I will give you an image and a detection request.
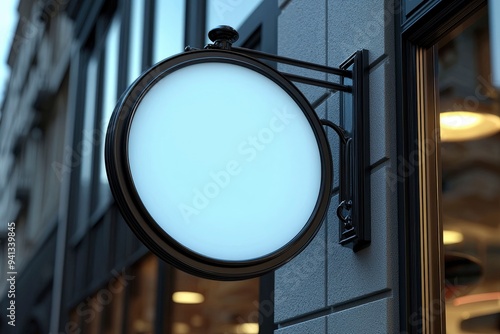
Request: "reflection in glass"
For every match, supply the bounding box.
[440,111,500,141]
[128,0,144,84]
[98,16,121,206]
[170,269,260,334]
[82,292,103,333]
[153,0,185,64]
[126,255,158,334]
[81,56,98,188]
[76,54,98,232]
[101,276,125,334]
[206,0,263,40]
[437,9,500,334]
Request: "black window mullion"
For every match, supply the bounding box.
[117,0,130,96]
[68,48,90,238]
[185,0,207,49]
[142,0,155,69]
[90,48,105,214]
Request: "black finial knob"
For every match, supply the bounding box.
[208,25,239,49]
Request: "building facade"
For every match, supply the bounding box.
[0,0,499,333]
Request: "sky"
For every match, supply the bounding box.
[0,0,19,106]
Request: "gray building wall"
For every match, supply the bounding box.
[274,0,399,332]
[0,0,72,292]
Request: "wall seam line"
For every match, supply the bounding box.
[276,288,393,329]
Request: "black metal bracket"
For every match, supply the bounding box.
[192,26,371,252]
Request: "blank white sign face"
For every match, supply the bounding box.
[128,62,322,261]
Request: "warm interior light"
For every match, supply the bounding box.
[454,292,500,306]
[443,230,464,245]
[235,323,259,334]
[172,291,205,304]
[172,322,190,334]
[440,111,500,141]
[190,314,204,327]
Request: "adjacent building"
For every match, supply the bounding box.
[0,0,498,333]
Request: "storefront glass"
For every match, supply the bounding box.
[436,8,500,333]
[170,269,260,334]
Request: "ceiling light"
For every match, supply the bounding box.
[235,323,259,334]
[440,111,500,141]
[454,292,500,306]
[443,230,463,245]
[172,291,204,304]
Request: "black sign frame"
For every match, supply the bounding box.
[105,26,370,280]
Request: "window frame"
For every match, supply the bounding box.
[397,0,487,332]
[70,1,126,243]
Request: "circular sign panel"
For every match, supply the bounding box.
[105,49,332,279]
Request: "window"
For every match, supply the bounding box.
[153,0,185,64]
[126,255,158,334]
[76,53,98,234]
[399,1,500,332]
[101,278,125,334]
[169,269,260,334]
[436,11,500,333]
[96,15,121,210]
[128,0,144,84]
[83,294,104,333]
[69,3,130,250]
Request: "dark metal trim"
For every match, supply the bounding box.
[281,72,352,92]
[337,50,371,251]
[231,46,352,78]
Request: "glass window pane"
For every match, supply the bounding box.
[128,0,144,84]
[126,255,158,334]
[98,16,121,204]
[76,54,98,232]
[83,292,103,333]
[153,0,185,64]
[436,9,500,333]
[206,0,263,36]
[170,269,260,334]
[81,56,98,188]
[101,274,125,334]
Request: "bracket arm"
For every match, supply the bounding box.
[231,46,352,78]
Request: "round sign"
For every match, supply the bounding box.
[105,49,332,279]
